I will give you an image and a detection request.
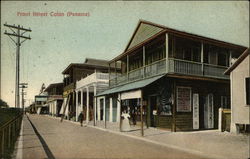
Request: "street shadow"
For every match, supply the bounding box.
[26,115,56,159]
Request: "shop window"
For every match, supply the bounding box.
[246,77,250,105]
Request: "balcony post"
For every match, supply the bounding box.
[76,90,78,121]
[143,46,145,78]
[165,33,169,72]
[108,63,111,87]
[229,50,232,66]
[86,86,89,124]
[115,61,117,85]
[201,42,204,75]
[127,55,129,80]
[93,84,97,126]
[80,89,83,115]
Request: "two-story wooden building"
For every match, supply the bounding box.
[97,20,246,132]
[61,58,115,121]
[44,82,63,117]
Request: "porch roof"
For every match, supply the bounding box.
[96,74,165,96]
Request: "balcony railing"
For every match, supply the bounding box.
[110,59,166,87]
[145,59,166,78]
[76,72,109,89]
[110,58,229,87]
[168,58,229,79]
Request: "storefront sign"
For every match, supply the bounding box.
[121,89,141,100]
[177,87,191,112]
[193,93,199,129]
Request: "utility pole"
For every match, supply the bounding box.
[4,23,31,108]
[19,83,28,113]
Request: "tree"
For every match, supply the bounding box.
[0,99,9,108]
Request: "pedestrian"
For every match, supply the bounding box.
[78,111,84,126]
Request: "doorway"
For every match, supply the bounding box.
[149,96,157,127]
[204,93,214,129]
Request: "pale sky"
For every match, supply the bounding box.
[1,1,249,107]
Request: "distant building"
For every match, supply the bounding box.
[44,82,63,117]
[224,48,250,134]
[35,92,48,114]
[97,20,247,132]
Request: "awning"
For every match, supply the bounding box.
[97,75,164,96]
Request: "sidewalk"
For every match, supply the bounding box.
[53,116,249,159]
[13,115,47,159]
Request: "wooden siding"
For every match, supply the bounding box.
[175,113,193,131]
[156,116,172,129]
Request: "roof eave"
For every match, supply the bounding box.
[224,48,250,75]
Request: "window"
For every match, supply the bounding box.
[174,37,201,62]
[218,52,227,66]
[204,44,229,66]
[177,87,192,112]
[246,77,250,105]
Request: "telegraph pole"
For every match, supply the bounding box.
[4,23,31,108]
[20,83,28,113]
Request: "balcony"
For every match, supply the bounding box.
[110,59,166,87]
[110,58,229,87]
[168,58,229,79]
[76,72,109,89]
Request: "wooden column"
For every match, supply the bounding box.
[165,33,169,72]
[72,91,75,120]
[201,42,204,75]
[104,97,107,128]
[127,55,129,80]
[115,61,117,85]
[80,89,83,113]
[86,87,89,124]
[229,50,232,66]
[172,80,176,132]
[94,84,97,126]
[76,90,78,121]
[109,98,113,122]
[119,93,122,132]
[143,46,146,79]
[140,90,144,136]
[108,63,111,86]
[117,93,121,122]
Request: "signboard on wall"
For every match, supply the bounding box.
[177,87,191,112]
[193,93,199,129]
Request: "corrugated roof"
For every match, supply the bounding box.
[97,75,165,96]
[110,19,247,63]
[84,58,109,67]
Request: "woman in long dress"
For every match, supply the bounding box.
[121,110,131,132]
